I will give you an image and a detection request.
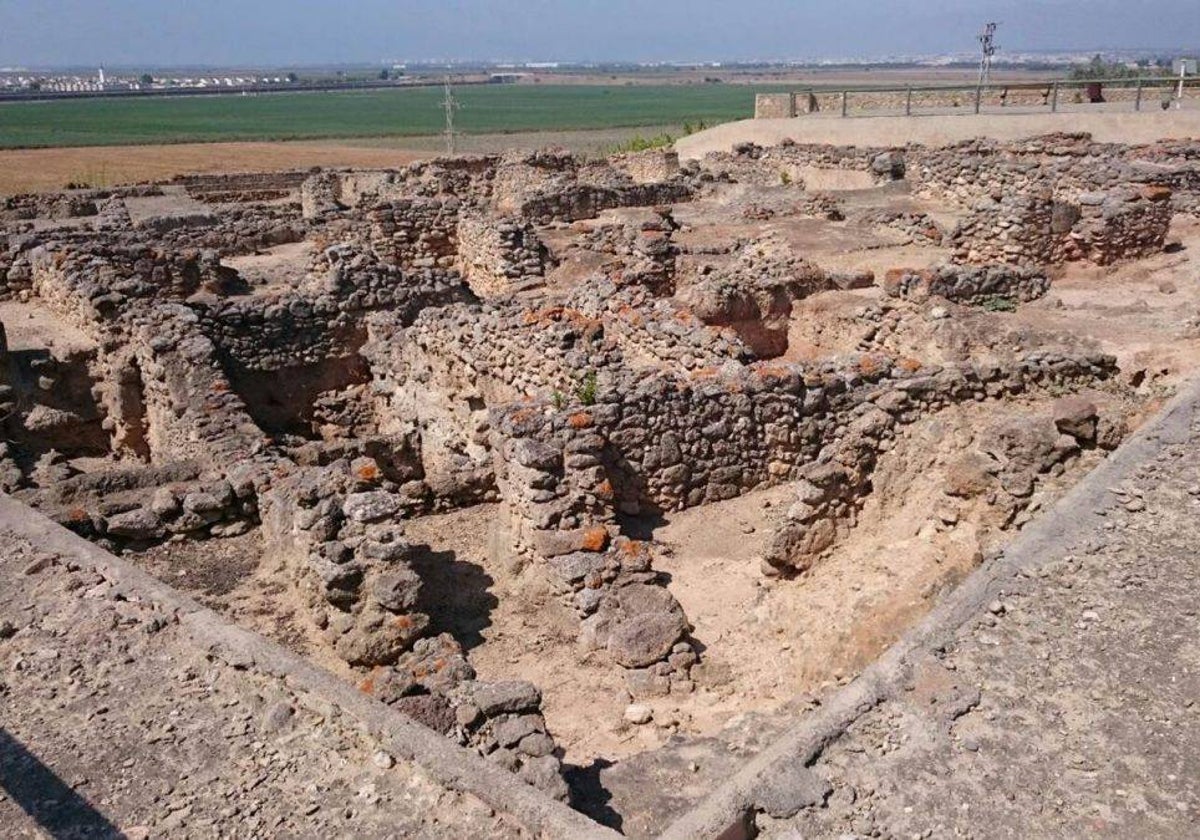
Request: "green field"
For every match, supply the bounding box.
[0,84,789,148]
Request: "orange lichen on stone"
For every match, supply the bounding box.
[898,356,922,373]
[1140,184,1172,202]
[858,354,885,375]
[392,614,416,630]
[753,363,795,382]
[355,462,381,483]
[581,525,610,552]
[596,479,614,500]
[619,539,644,556]
[567,412,593,429]
[358,668,386,695]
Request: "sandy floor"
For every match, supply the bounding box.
[0,300,96,354]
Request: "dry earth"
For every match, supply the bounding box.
[0,126,683,196]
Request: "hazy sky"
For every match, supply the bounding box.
[0,0,1196,67]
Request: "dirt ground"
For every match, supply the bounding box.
[0,300,96,354]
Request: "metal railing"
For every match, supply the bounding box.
[777,76,1199,118]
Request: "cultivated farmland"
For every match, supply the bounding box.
[0,83,781,148]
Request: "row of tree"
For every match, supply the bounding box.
[1069,55,1177,81]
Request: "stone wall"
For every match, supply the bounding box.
[762,357,1117,574]
[610,150,682,185]
[171,171,309,203]
[489,349,1116,580]
[127,306,266,468]
[492,148,695,224]
[456,212,552,298]
[882,264,1051,304]
[192,260,471,372]
[517,181,695,225]
[490,414,700,697]
[858,208,944,244]
[259,455,569,799]
[362,302,618,504]
[157,204,307,257]
[575,208,679,296]
[700,141,903,187]
[946,186,1173,266]
[368,198,461,269]
[906,134,1200,221]
[755,93,797,119]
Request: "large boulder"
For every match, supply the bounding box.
[370,567,422,613]
[104,507,164,540]
[469,680,543,716]
[607,611,687,668]
[343,491,401,523]
[1053,395,1099,443]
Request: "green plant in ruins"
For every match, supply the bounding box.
[575,371,599,406]
[979,295,1017,313]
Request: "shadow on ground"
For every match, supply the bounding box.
[564,758,623,832]
[409,544,499,651]
[0,727,126,839]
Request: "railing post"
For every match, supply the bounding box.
[1135,78,1143,111]
[905,86,912,116]
[974,84,982,114]
[841,90,848,117]
[1051,81,1059,112]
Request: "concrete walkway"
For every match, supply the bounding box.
[676,109,1200,159]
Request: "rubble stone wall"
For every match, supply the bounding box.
[610,150,683,184]
[368,198,461,269]
[193,264,471,371]
[170,171,309,203]
[493,351,1116,544]
[882,264,1051,303]
[456,212,552,298]
[946,187,1173,266]
[518,181,695,224]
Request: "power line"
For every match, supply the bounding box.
[442,76,460,154]
[978,22,999,88]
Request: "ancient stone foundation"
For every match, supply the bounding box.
[0,129,1186,823]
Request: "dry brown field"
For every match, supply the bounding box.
[0,126,687,195]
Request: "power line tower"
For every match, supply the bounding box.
[442,77,461,154]
[977,22,999,88]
